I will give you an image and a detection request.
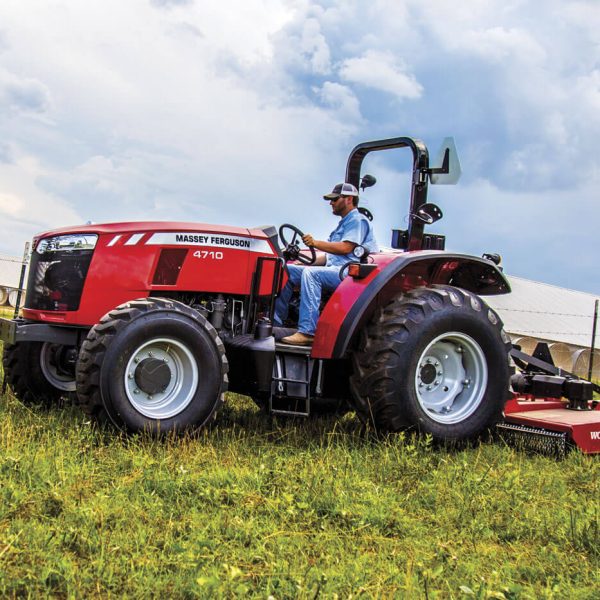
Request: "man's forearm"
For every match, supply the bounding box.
[308,238,355,255]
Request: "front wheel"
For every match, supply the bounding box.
[350,286,511,441]
[76,298,228,434]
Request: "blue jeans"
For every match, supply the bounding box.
[274,264,342,335]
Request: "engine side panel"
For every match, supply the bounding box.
[23,223,278,326]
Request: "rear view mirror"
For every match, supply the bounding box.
[429,137,462,185]
[360,174,377,190]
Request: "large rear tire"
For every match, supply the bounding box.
[75,298,228,434]
[3,341,76,405]
[350,286,511,441]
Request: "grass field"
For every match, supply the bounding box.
[0,338,598,599]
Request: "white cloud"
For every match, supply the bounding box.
[315,82,361,122]
[339,50,423,100]
[300,18,331,74]
[0,192,24,217]
[0,67,51,113]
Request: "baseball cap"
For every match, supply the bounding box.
[323,182,359,200]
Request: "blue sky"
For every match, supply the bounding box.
[0,0,599,294]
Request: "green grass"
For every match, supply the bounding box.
[0,306,15,319]
[0,343,598,599]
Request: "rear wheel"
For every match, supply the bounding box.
[3,341,76,405]
[350,285,511,441]
[76,298,228,434]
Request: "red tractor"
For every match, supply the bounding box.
[1,136,598,452]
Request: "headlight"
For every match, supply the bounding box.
[36,234,98,254]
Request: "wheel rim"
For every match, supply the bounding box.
[414,332,487,424]
[124,337,198,419]
[40,343,76,392]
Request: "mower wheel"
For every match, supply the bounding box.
[76,298,228,434]
[350,285,511,442]
[3,341,76,406]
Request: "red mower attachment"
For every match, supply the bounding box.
[496,345,600,456]
[501,396,600,456]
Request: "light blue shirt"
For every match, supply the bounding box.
[326,208,379,268]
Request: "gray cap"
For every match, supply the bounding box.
[323,182,359,200]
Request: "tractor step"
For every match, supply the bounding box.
[269,395,310,417]
[274,342,312,355]
[496,422,568,458]
[270,346,313,417]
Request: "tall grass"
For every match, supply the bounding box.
[0,340,598,598]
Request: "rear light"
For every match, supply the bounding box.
[348,263,377,279]
[36,234,98,253]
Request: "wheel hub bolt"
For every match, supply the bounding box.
[434,380,439,386]
[148,352,153,358]
[456,346,463,354]
[134,357,140,363]
[434,361,440,367]
[133,389,139,394]
[128,373,133,379]
[427,385,432,391]
[437,370,442,376]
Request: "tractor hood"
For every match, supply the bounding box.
[32,221,273,247]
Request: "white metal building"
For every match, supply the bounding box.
[486,276,600,378]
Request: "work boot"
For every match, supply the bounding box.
[281,332,314,346]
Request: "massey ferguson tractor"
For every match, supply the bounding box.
[1,136,598,454]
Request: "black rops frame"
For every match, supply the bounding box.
[345,136,448,252]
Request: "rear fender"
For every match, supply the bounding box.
[311,251,510,359]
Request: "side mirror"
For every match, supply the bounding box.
[413,203,443,224]
[429,137,461,185]
[360,174,376,190]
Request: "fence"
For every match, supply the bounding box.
[0,253,26,307]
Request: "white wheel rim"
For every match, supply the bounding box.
[40,342,76,392]
[124,337,198,419]
[414,332,488,424]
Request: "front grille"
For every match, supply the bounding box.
[26,248,95,311]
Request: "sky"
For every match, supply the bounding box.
[0,0,599,295]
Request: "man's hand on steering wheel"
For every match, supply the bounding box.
[279,223,317,266]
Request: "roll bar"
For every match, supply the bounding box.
[345,136,449,251]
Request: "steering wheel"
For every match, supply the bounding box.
[278,224,317,266]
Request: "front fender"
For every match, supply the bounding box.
[311,251,510,359]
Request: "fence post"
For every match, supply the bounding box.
[12,242,30,319]
[589,299,599,381]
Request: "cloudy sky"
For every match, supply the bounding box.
[0,0,599,294]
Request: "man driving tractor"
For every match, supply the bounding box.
[275,182,378,346]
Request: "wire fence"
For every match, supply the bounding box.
[491,299,600,379]
[0,254,26,307]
